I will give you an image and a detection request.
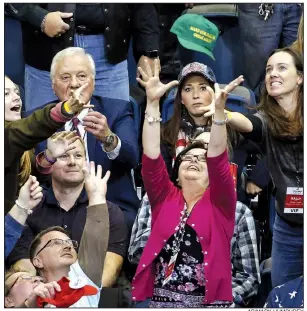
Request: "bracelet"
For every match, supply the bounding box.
[40,15,47,33]
[61,102,74,119]
[15,200,33,216]
[145,111,162,125]
[63,101,73,114]
[44,150,56,164]
[225,110,232,121]
[212,113,228,126]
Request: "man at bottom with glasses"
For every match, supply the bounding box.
[6,134,128,289]
[5,160,111,307]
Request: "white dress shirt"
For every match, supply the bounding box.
[64,108,121,163]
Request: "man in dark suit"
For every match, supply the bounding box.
[26,47,140,231]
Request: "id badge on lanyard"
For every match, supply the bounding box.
[284,145,303,214]
[284,186,303,214]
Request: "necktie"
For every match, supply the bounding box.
[71,117,81,137]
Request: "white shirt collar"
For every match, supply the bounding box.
[66,107,89,127]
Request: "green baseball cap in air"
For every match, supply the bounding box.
[171,14,219,60]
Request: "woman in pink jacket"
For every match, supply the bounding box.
[132,60,243,307]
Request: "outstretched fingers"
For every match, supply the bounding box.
[137,66,148,81]
[82,162,90,179]
[89,160,95,177]
[96,164,103,179]
[136,77,147,88]
[165,80,179,92]
[144,59,153,78]
[154,58,160,77]
[224,75,244,93]
[206,85,215,101]
[102,170,111,183]
[74,82,89,98]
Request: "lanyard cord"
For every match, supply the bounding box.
[291,145,301,187]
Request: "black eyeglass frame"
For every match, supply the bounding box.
[35,238,78,257]
[180,153,208,162]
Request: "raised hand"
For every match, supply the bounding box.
[136,56,161,79]
[17,175,43,210]
[208,75,244,113]
[136,59,179,104]
[46,131,79,160]
[82,161,111,205]
[65,83,94,114]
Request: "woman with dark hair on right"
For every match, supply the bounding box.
[223,47,303,287]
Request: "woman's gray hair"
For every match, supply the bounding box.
[50,47,96,81]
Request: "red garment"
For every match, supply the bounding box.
[36,277,98,308]
[133,150,236,303]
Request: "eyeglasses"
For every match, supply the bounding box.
[9,275,43,292]
[181,153,207,162]
[35,238,78,257]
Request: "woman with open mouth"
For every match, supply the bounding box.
[4,75,89,217]
[223,47,303,288]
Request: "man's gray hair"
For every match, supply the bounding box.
[50,47,96,81]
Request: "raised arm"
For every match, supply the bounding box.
[206,77,244,157]
[78,162,110,287]
[205,77,244,218]
[5,83,91,168]
[226,111,254,133]
[137,58,178,159]
[197,81,260,139]
[5,175,43,258]
[137,60,178,209]
[36,131,80,174]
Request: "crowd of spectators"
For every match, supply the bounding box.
[4,3,303,308]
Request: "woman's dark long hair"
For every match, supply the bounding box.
[257,47,303,137]
[161,76,240,159]
[161,76,214,156]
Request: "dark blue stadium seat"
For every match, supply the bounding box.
[128,40,137,86]
[5,17,25,88]
[130,96,141,140]
[162,84,256,123]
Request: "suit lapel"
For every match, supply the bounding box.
[86,96,102,161]
[86,131,96,161]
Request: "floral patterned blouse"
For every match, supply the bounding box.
[149,225,232,308]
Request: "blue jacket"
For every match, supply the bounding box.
[5,214,24,259]
[25,96,140,230]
